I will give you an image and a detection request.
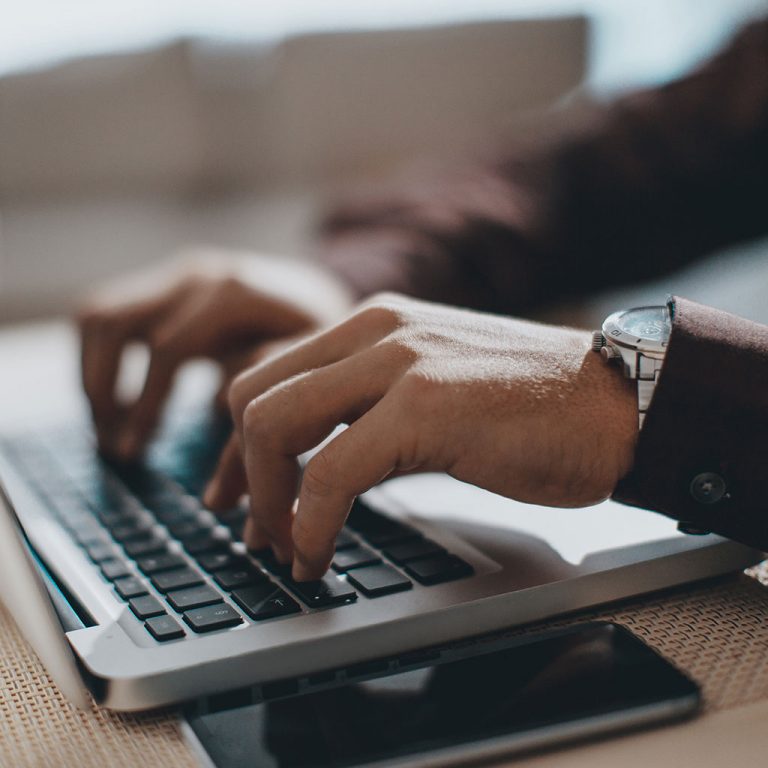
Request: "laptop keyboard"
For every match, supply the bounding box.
[1,412,474,643]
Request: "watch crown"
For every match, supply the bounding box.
[591,331,606,352]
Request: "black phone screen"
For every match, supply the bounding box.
[186,623,699,768]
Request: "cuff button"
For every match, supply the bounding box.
[677,522,710,536]
[690,472,726,505]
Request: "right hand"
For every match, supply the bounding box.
[78,248,354,460]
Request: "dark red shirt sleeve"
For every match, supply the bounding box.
[316,18,768,315]
[614,296,768,550]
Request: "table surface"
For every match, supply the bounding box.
[2,320,767,767]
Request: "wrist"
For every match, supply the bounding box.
[580,339,639,484]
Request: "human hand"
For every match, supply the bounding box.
[78,249,354,459]
[204,294,637,580]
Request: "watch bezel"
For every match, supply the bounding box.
[601,306,669,356]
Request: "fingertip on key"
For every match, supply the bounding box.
[291,551,331,583]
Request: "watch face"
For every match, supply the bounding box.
[616,306,671,342]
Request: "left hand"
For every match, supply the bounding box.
[204,294,637,580]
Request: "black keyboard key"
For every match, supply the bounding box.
[145,614,185,641]
[123,535,168,558]
[332,546,381,573]
[72,523,109,546]
[365,523,420,548]
[110,520,153,543]
[346,564,412,597]
[252,549,292,578]
[151,567,204,593]
[197,552,236,572]
[114,576,149,600]
[97,508,140,528]
[232,583,301,620]
[183,603,243,633]
[184,532,230,556]
[166,584,223,612]
[137,552,186,574]
[404,554,474,585]
[155,508,195,527]
[384,538,445,564]
[129,595,166,619]
[167,519,209,539]
[335,529,358,550]
[144,488,195,514]
[346,503,420,547]
[285,573,357,608]
[345,501,376,530]
[214,564,266,591]
[101,559,132,581]
[114,464,167,498]
[85,542,117,563]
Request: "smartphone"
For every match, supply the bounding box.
[185,622,700,768]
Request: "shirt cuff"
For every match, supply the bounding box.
[613,295,768,551]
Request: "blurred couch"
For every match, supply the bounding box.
[0,17,588,321]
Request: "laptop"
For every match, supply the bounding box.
[0,325,762,711]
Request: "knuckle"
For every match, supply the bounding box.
[214,274,243,295]
[301,453,338,500]
[76,305,101,330]
[227,371,253,419]
[400,370,438,401]
[146,328,179,360]
[375,331,418,363]
[356,293,408,329]
[76,302,118,333]
[241,397,273,439]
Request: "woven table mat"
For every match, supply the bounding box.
[2,564,768,767]
[0,601,197,768]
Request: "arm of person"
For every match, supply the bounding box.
[316,19,768,315]
[204,293,768,581]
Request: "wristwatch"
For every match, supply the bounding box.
[592,303,672,428]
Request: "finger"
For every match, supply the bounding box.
[115,351,179,460]
[80,323,127,448]
[116,285,223,459]
[227,301,398,439]
[79,278,191,443]
[204,436,248,512]
[237,348,401,562]
[293,402,410,580]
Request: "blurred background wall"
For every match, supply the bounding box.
[1,0,767,325]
